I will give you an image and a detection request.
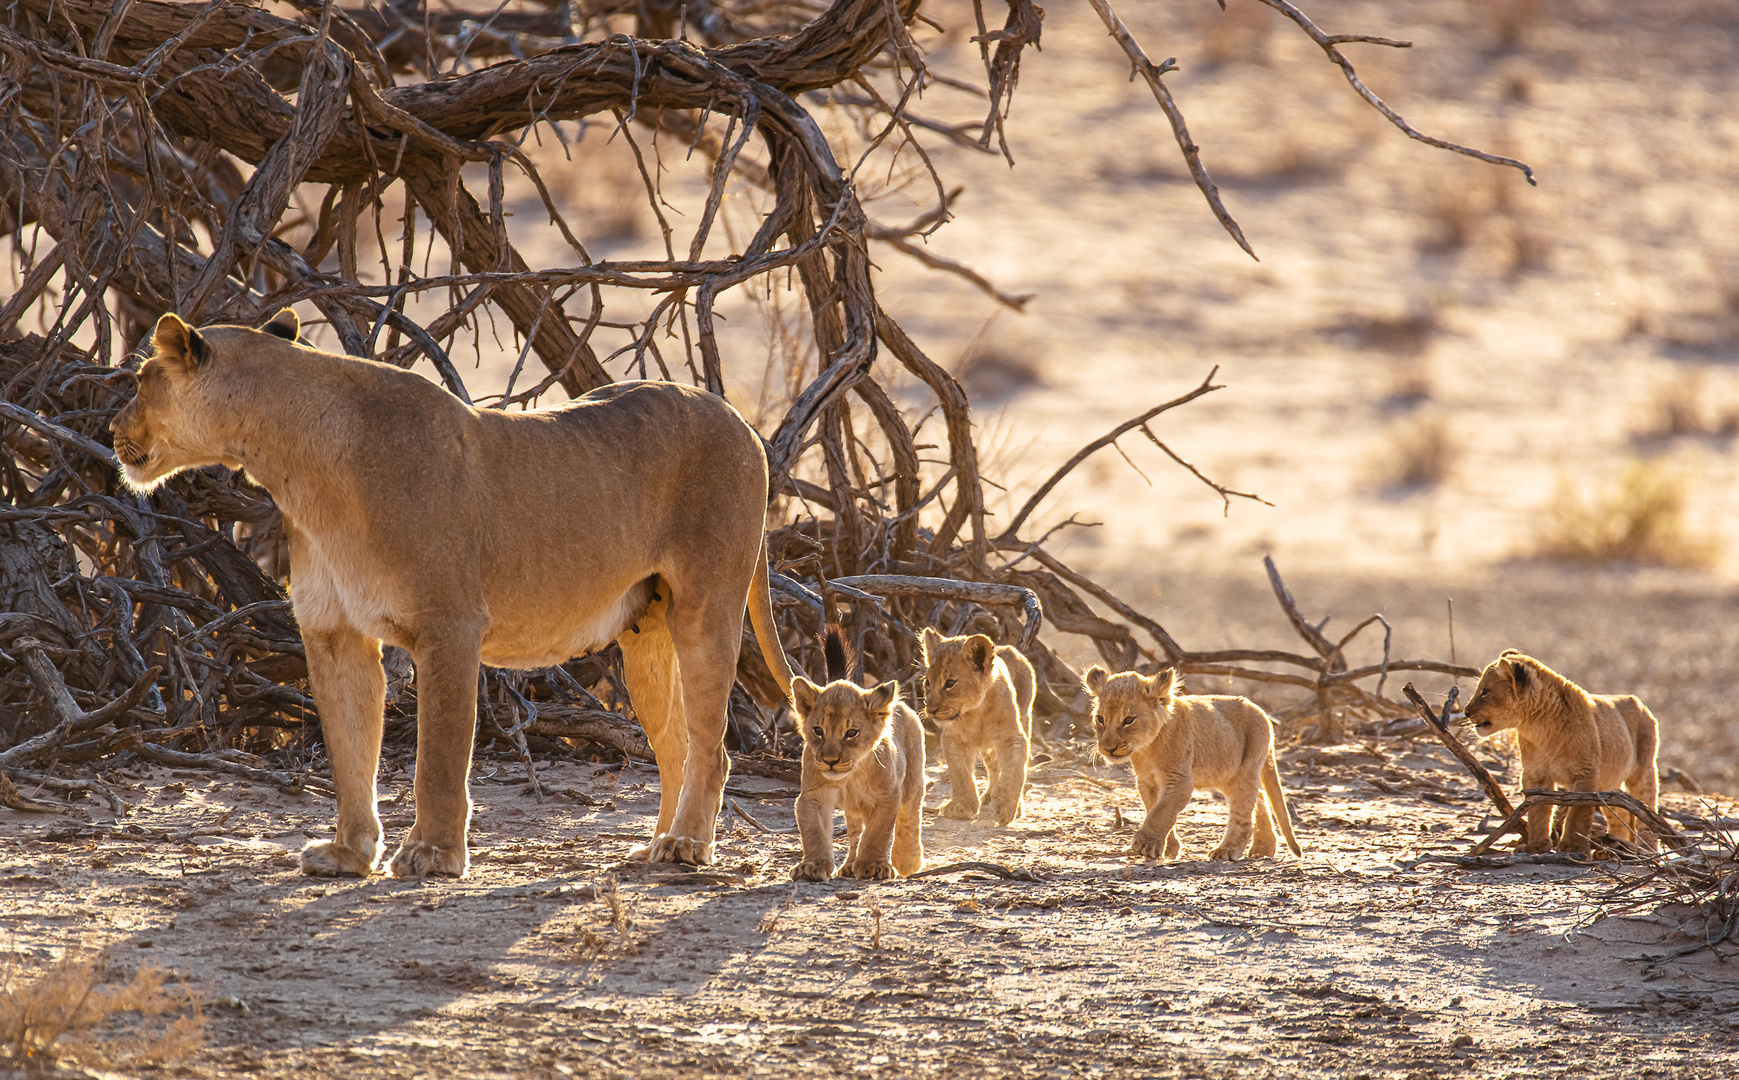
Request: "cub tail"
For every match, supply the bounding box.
[1262,749,1304,858]
[823,623,853,684]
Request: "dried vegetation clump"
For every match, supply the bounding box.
[0,0,1534,783]
[0,953,204,1069]
[1527,462,1720,570]
[1372,413,1458,492]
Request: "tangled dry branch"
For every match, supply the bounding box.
[1,0,1519,786]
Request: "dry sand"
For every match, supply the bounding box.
[7,0,1739,1076]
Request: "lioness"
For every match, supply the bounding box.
[1084,666,1301,861]
[1465,650,1661,854]
[113,310,795,877]
[790,628,926,881]
[918,628,1036,825]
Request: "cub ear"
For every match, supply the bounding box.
[919,626,941,662]
[866,681,899,714]
[791,676,820,718]
[152,312,210,371]
[1506,658,1530,692]
[967,634,995,673]
[262,307,301,342]
[1083,664,1109,697]
[1142,668,1178,700]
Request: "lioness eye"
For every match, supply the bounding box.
[942,679,956,690]
[811,726,823,737]
[845,729,859,739]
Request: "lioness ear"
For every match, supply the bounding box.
[967,635,995,673]
[792,676,820,718]
[1083,665,1109,697]
[919,626,941,662]
[152,312,209,371]
[262,308,301,342]
[866,681,899,714]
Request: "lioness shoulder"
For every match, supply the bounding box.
[1465,650,1661,854]
[1085,665,1301,862]
[919,628,1036,826]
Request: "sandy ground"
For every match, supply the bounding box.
[8,1,1739,1076]
[3,748,1737,1079]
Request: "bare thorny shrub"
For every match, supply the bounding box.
[0,0,1537,791]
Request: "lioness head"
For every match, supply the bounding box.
[918,627,1001,723]
[1464,649,1546,736]
[110,309,301,492]
[1083,665,1180,760]
[791,676,900,777]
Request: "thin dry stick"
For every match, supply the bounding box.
[1082,0,1255,258]
[1400,683,1514,819]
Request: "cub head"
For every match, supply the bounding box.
[919,627,1001,723]
[791,676,899,776]
[1083,665,1180,760]
[110,309,301,493]
[1463,649,1544,736]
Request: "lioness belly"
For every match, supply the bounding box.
[480,577,656,669]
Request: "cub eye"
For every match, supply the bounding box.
[811,726,824,737]
[1122,716,1138,727]
[844,729,860,740]
[942,679,956,690]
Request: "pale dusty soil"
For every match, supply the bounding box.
[10,1,1739,1077]
[3,749,1737,1080]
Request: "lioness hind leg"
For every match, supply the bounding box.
[619,594,686,858]
[301,626,387,878]
[390,622,485,878]
[651,599,742,865]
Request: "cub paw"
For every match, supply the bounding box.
[841,860,897,881]
[1128,834,1170,861]
[791,859,834,882]
[648,832,713,866]
[299,839,379,878]
[388,838,468,879]
[990,802,1022,827]
[1248,837,1279,859]
[939,800,977,821]
[1208,843,1247,862]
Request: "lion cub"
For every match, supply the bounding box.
[919,628,1037,825]
[789,630,926,881]
[1085,666,1301,862]
[1465,650,1661,855]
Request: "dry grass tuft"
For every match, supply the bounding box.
[0,952,204,1068]
[1191,0,1275,67]
[1373,414,1459,491]
[1632,370,1739,442]
[1482,0,1548,50]
[1528,461,1720,569]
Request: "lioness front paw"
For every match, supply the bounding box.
[299,839,379,878]
[841,860,897,881]
[648,832,713,866]
[1128,834,1170,861]
[939,800,977,821]
[791,859,834,882]
[388,838,468,878]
